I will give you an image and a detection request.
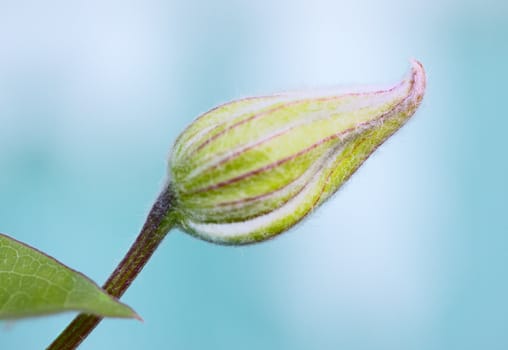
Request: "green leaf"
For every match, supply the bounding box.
[0,233,139,320]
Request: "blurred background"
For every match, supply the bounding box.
[0,0,507,349]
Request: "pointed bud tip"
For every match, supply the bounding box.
[408,59,426,104]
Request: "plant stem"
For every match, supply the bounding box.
[47,186,176,350]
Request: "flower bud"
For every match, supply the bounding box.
[169,60,426,245]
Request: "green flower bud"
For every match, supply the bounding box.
[169,60,426,245]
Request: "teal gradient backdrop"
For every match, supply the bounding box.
[1,0,507,349]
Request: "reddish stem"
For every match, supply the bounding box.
[47,186,176,350]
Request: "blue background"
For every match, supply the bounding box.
[1,0,507,349]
